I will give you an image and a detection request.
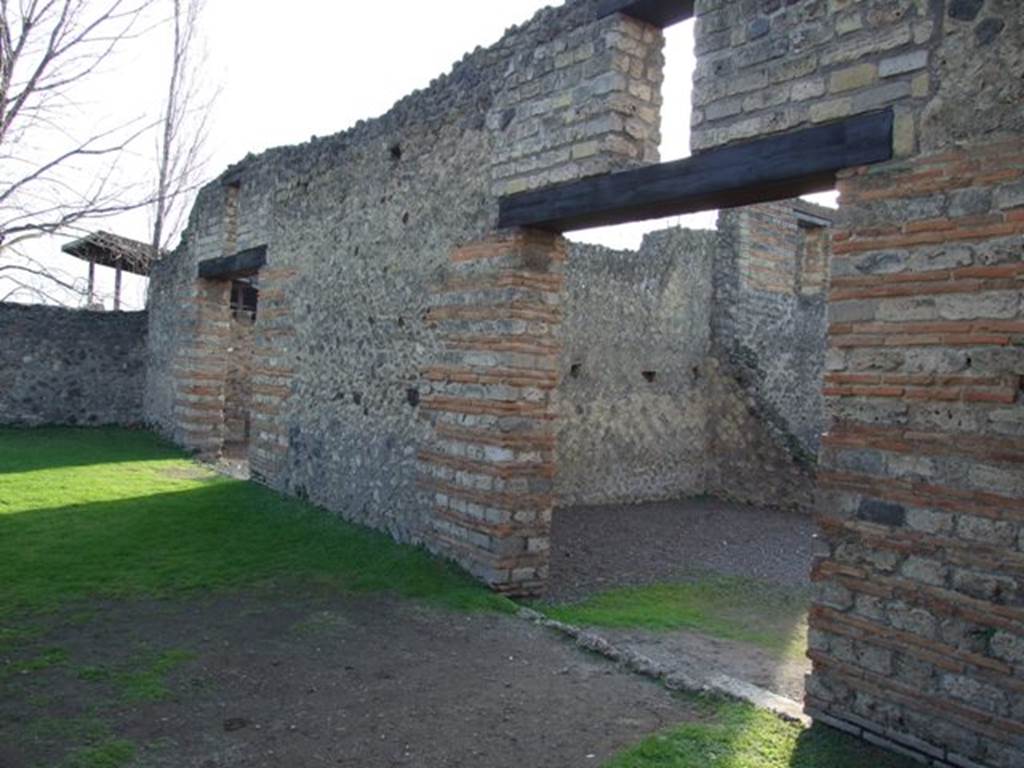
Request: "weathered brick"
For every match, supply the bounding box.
[830,63,879,93]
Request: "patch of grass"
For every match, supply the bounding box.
[23,714,111,745]
[77,665,112,682]
[608,696,919,768]
[61,739,136,768]
[540,576,809,656]
[0,623,44,652]
[2,646,69,679]
[116,648,196,702]
[0,427,513,617]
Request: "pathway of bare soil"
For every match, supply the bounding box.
[548,498,819,701]
[0,591,699,768]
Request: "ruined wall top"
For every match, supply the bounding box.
[692,0,1023,157]
[185,0,663,230]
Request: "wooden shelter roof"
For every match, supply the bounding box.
[61,231,159,277]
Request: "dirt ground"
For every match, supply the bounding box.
[548,498,818,701]
[1,591,699,768]
[549,498,820,601]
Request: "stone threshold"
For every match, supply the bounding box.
[516,606,809,726]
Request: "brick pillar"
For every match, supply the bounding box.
[172,279,231,456]
[249,267,296,486]
[419,231,565,596]
[807,139,1024,767]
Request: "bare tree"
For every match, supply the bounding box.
[0,251,91,304]
[0,1,157,255]
[150,0,212,254]
[0,0,214,307]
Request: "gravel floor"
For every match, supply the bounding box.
[547,497,821,603]
[545,497,821,701]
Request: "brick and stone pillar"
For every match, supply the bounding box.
[172,279,231,456]
[419,231,565,596]
[249,267,297,487]
[809,139,1024,767]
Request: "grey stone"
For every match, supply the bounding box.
[879,50,929,77]
[749,16,771,40]
[975,17,1005,46]
[948,187,994,217]
[990,631,1024,665]
[948,0,985,22]
[995,179,1024,210]
[900,556,948,587]
[857,498,906,527]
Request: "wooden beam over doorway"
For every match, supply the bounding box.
[497,109,894,233]
[198,245,267,279]
[597,0,695,27]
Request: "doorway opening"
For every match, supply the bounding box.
[221,278,258,477]
[543,197,835,706]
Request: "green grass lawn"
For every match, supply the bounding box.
[0,427,511,617]
[540,577,811,658]
[609,697,916,768]
[0,427,918,768]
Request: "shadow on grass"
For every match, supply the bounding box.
[0,427,181,474]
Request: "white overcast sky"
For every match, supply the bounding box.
[20,1,831,310]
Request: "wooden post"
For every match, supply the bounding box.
[114,264,122,311]
[87,258,96,306]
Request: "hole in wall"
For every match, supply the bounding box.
[642,370,657,383]
[406,388,421,408]
[389,143,402,161]
[570,363,582,379]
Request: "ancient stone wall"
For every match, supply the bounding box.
[146,0,664,544]
[0,304,147,427]
[694,1,1024,764]
[557,203,829,513]
[706,200,833,510]
[557,228,716,506]
[691,0,938,156]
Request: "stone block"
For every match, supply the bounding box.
[821,24,913,67]
[791,77,827,101]
[851,80,913,112]
[830,63,879,93]
[810,97,852,123]
[990,631,1024,665]
[900,556,948,588]
[879,50,929,78]
[905,508,955,536]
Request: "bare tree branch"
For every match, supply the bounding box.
[0,0,216,307]
[150,0,211,253]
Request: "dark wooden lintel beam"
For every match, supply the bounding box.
[597,0,695,28]
[198,245,267,279]
[497,110,894,233]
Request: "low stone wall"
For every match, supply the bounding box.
[0,303,147,427]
